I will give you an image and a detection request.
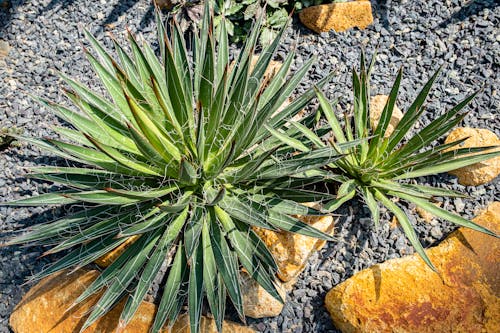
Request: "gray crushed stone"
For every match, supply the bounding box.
[1,0,499,332]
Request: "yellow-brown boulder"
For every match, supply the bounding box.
[94,235,139,267]
[299,1,373,33]
[369,94,403,137]
[415,202,442,223]
[444,127,500,185]
[172,314,254,333]
[10,268,254,333]
[9,268,157,332]
[0,40,9,59]
[325,201,500,333]
[254,203,334,282]
[230,54,282,82]
[154,0,173,10]
[241,271,286,318]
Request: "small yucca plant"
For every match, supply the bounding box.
[272,53,500,269]
[0,5,353,332]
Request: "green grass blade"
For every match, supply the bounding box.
[0,193,77,206]
[394,150,500,179]
[119,227,175,328]
[361,187,380,228]
[188,242,204,333]
[395,192,498,237]
[63,190,146,205]
[3,206,113,245]
[368,68,402,158]
[83,48,133,122]
[185,206,204,259]
[125,94,181,163]
[268,210,334,241]
[390,91,478,162]
[33,234,127,281]
[215,18,228,87]
[209,214,244,319]
[387,66,443,152]
[265,124,310,152]
[289,121,325,148]
[401,183,468,198]
[79,230,162,332]
[374,189,436,271]
[151,243,188,332]
[316,88,346,144]
[84,134,164,177]
[215,206,283,303]
[202,215,224,332]
[218,194,276,230]
[323,190,355,212]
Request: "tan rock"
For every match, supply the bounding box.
[389,216,399,229]
[171,314,255,332]
[241,272,286,318]
[95,235,139,267]
[9,268,159,333]
[230,54,282,82]
[283,276,299,291]
[415,202,442,223]
[369,94,403,137]
[10,268,254,333]
[0,0,11,9]
[154,0,173,10]
[10,269,99,333]
[325,201,500,333]
[0,40,10,59]
[444,127,500,186]
[299,1,373,33]
[254,203,334,282]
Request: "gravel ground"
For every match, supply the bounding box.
[1,0,499,332]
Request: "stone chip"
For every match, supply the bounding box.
[94,235,139,267]
[241,271,286,318]
[369,94,403,137]
[444,127,500,186]
[254,203,335,282]
[10,268,253,332]
[299,1,373,33]
[325,201,500,333]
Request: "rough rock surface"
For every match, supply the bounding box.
[1,1,499,332]
[9,268,252,333]
[444,127,500,186]
[172,314,255,333]
[369,94,403,137]
[415,202,442,223]
[299,1,373,33]
[325,201,500,333]
[254,204,335,282]
[94,235,139,267]
[0,40,9,59]
[154,0,173,10]
[241,272,286,318]
[9,268,161,333]
[229,54,282,81]
[10,269,98,333]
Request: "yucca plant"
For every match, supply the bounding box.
[0,5,357,332]
[271,53,500,270]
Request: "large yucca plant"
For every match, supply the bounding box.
[271,53,499,270]
[0,5,355,332]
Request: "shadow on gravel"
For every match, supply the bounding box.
[437,0,499,28]
[0,208,68,327]
[375,0,391,30]
[0,0,156,33]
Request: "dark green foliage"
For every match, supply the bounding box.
[2,4,339,333]
[272,52,500,270]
